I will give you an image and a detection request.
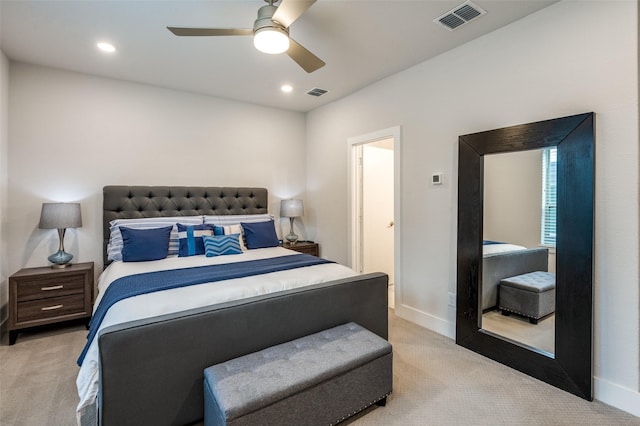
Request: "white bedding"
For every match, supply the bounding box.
[76,247,357,419]
[482,243,527,255]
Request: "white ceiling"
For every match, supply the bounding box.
[0,0,557,112]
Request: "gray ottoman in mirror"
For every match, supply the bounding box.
[203,322,392,426]
[499,271,556,324]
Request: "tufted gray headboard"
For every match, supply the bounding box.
[103,186,268,265]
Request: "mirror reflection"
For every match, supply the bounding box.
[480,148,556,356]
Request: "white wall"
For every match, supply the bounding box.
[483,149,543,248]
[306,0,639,415]
[7,64,306,277]
[0,50,9,324]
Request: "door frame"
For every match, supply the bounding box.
[347,126,401,301]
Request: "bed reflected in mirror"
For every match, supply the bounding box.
[480,149,556,356]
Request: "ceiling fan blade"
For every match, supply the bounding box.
[286,38,325,73]
[272,0,316,28]
[167,27,253,37]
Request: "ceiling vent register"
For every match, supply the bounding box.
[434,1,487,31]
[307,88,328,97]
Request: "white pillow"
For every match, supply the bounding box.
[107,216,203,261]
[222,224,247,251]
[203,214,273,227]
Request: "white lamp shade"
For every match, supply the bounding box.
[39,203,82,229]
[254,27,290,54]
[280,199,304,218]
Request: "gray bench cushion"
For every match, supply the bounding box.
[500,271,555,293]
[499,271,556,322]
[204,322,392,424]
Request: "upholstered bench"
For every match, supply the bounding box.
[499,271,556,324]
[203,322,392,426]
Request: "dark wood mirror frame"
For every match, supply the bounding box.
[456,112,594,400]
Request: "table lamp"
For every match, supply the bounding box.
[39,202,82,268]
[280,199,303,244]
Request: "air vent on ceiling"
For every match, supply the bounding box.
[434,1,486,31]
[307,87,328,97]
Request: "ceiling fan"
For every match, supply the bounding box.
[168,0,325,73]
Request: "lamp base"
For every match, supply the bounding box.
[48,250,73,268]
[285,216,299,244]
[285,232,299,245]
[51,263,72,269]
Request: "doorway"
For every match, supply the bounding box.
[348,126,401,309]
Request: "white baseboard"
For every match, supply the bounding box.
[594,377,640,417]
[394,303,455,339]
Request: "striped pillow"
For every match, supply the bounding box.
[203,214,273,227]
[177,224,214,257]
[203,234,243,257]
[107,216,203,261]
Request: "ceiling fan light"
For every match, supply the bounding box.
[97,42,116,53]
[254,27,289,54]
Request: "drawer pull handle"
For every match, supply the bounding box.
[41,285,64,291]
[41,304,63,311]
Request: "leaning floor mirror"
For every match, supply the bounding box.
[456,113,594,400]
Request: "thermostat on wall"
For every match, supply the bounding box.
[432,172,444,185]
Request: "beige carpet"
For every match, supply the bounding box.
[1,312,639,426]
[0,322,87,426]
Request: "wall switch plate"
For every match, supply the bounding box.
[448,292,456,307]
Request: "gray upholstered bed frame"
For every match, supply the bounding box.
[482,247,549,311]
[95,186,389,426]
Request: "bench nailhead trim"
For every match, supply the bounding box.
[500,307,541,319]
[329,392,391,426]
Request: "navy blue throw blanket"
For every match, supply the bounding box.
[77,254,333,366]
[482,240,505,245]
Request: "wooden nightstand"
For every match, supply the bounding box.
[8,262,94,345]
[283,241,319,257]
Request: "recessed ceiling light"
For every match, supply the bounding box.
[281,85,293,93]
[97,42,116,53]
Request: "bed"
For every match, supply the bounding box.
[76,186,389,426]
[481,242,549,311]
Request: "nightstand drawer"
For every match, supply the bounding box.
[17,294,86,323]
[16,274,85,302]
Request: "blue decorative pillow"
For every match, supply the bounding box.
[177,223,214,257]
[241,220,279,249]
[120,226,172,262]
[107,216,202,261]
[203,234,243,257]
